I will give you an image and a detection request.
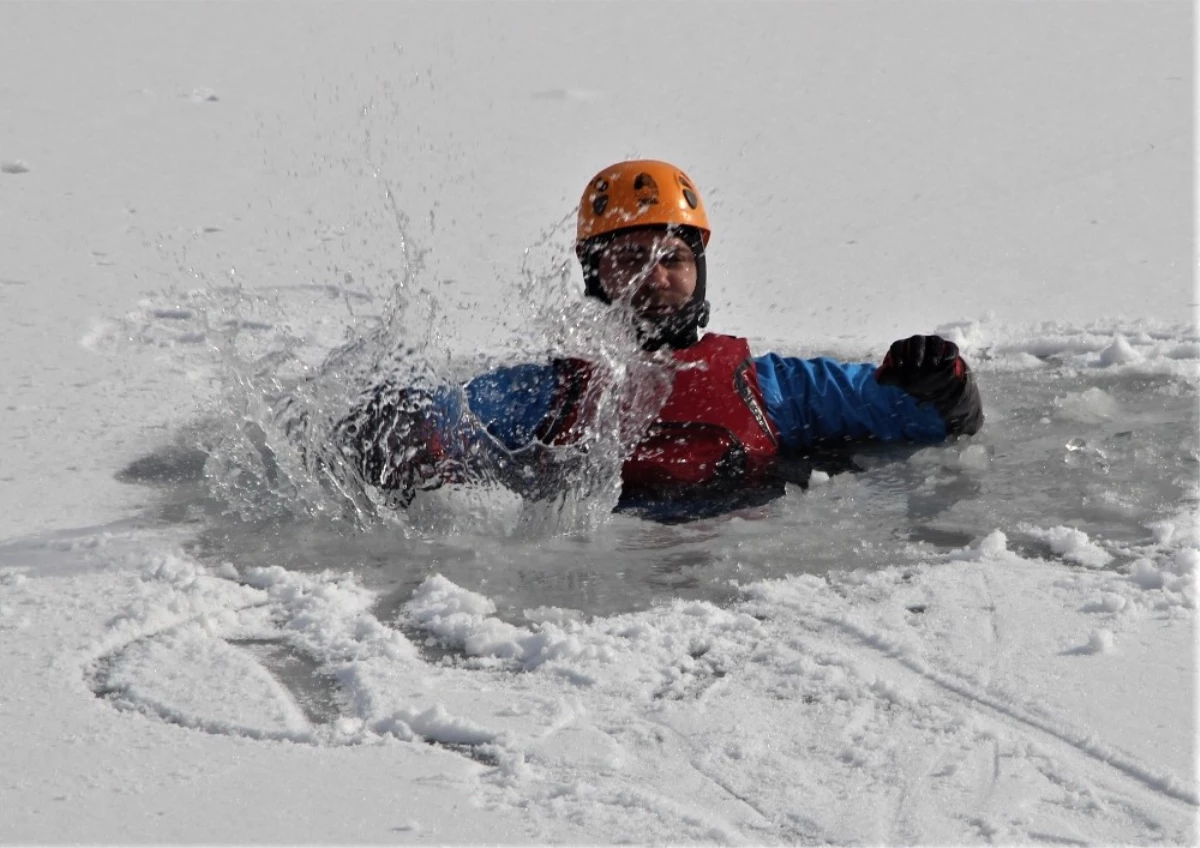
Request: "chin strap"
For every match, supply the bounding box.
[637,299,710,351]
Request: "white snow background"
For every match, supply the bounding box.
[1,2,1196,844]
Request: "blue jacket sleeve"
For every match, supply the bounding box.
[330,364,560,498]
[460,363,559,451]
[754,353,948,452]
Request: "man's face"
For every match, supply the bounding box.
[596,230,698,321]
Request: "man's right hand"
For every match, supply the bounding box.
[333,385,450,505]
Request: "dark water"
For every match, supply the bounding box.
[116,363,1198,624]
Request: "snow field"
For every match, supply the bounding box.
[1,2,1194,843]
[2,511,1194,844]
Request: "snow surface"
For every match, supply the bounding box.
[1,3,1196,845]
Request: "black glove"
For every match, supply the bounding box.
[875,335,983,435]
[332,384,453,505]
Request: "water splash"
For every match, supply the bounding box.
[114,78,677,539]
[188,209,676,539]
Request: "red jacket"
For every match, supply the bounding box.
[538,334,781,495]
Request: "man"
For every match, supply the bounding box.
[334,159,983,520]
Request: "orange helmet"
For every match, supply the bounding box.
[576,159,711,249]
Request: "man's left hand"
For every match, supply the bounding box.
[876,335,983,435]
[875,335,965,399]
